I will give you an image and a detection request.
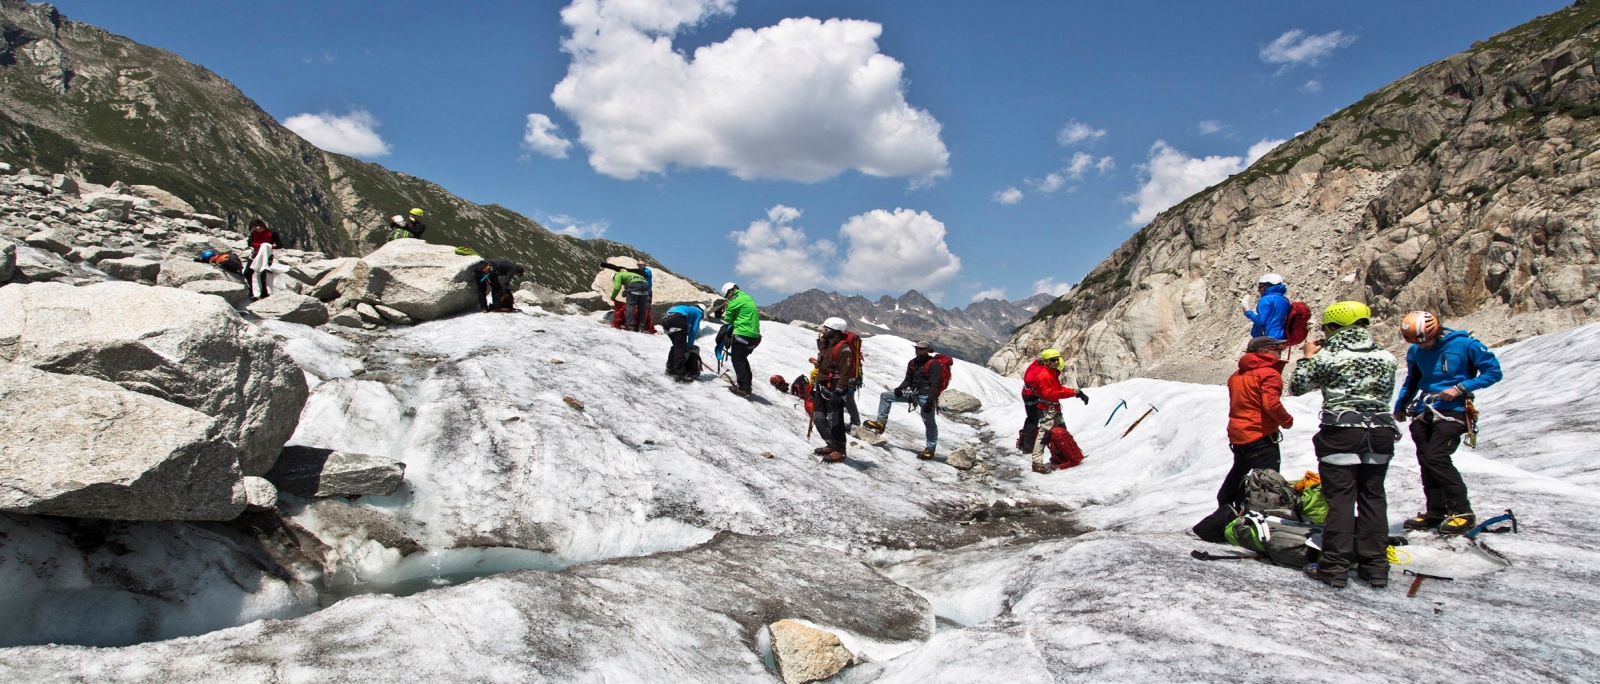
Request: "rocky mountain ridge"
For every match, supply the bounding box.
[993,2,1600,385]
[764,289,1046,362]
[0,0,663,293]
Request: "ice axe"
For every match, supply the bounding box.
[1104,399,1128,427]
[1404,569,1454,598]
[1119,403,1159,439]
[1190,550,1258,561]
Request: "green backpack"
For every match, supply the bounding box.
[1298,484,1328,525]
[1225,512,1321,568]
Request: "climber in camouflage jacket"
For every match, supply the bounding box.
[1288,324,1398,419]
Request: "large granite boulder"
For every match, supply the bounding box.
[589,261,718,320]
[0,282,308,476]
[247,293,330,326]
[98,256,161,283]
[181,279,250,307]
[342,239,479,320]
[157,258,230,288]
[937,389,983,414]
[769,620,854,684]
[0,239,14,282]
[265,447,406,498]
[0,363,245,520]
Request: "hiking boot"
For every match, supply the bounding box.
[821,451,846,463]
[1303,564,1347,589]
[1357,571,1389,589]
[1032,463,1053,474]
[1403,512,1444,531]
[918,448,935,460]
[728,386,752,398]
[863,420,886,434]
[1438,513,1476,535]
[814,446,835,456]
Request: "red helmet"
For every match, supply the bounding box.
[1400,311,1441,344]
[769,375,787,386]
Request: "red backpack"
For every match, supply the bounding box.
[922,353,954,396]
[1283,301,1311,345]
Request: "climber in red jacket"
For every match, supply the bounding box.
[1022,349,1089,474]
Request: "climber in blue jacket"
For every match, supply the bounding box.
[1243,273,1291,340]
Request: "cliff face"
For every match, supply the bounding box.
[0,1,655,292]
[993,3,1600,385]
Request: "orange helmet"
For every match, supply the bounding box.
[1400,311,1441,344]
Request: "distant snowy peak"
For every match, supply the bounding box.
[763,289,1038,363]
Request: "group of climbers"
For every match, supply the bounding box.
[608,260,656,333]
[1193,282,1505,590]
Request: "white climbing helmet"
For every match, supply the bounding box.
[822,317,848,331]
[1258,273,1284,285]
[720,282,737,296]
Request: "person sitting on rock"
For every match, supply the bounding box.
[1023,348,1089,474]
[389,208,427,241]
[195,249,243,274]
[864,340,950,460]
[661,302,706,380]
[812,317,858,462]
[470,258,524,312]
[1243,273,1291,341]
[244,218,282,300]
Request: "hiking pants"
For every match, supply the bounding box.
[876,391,938,451]
[623,282,651,331]
[246,244,273,298]
[476,274,511,311]
[730,334,760,392]
[1031,405,1062,467]
[816,384,848,453]
[845,382,861,426]
[1410,412,1472,515]
[1018,394,1041,452]
[1218,436,1282,508]
[1314,425,1397,577]
[662,313,691,376]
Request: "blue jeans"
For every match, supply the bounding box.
[876,391,937,450]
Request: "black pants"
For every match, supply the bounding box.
[665,329,691,376]
[1410,413,1472,515]
[624,285,650,331]
[844,384,860,425]
[730,334,760,391]
[1218,437,1282,508]
[816,385,848,453]
[1314,426,1397,577]
[476,275,510,310]
[1018,395,1041,452]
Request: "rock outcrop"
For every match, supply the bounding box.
[246,292,329,327]
[0,363,244,520]
[340,239,480,321]
[0,282,308,475]
[265,447,405,498]
[770,620,855,684]
[995,2,1600,385]
[766,289,1040,363]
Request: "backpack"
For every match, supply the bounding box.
[681,345,702,380]
[1225,512,1321,568]
[1047,426,1084,469]
[1291,471,1328,525]
[925,354,954,396]
[1239,469,1300,520]
[208,253,243,273]
[1283,301,1311,345]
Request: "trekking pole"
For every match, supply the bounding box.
[1403,569,1453,598]
[1190,550,1259,561]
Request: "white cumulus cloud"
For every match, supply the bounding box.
[1125,138,1286,225]
[729,205,961,296]
[1057,120,1106,147]
[1260,29,1356,73]
[1300,79,1323,94]
[992,187,1023,204]
[970,287,1007,303]
[283,109,391,158]
[522,113,573,159]
[550,0,949,183]
[542,213,609,239]
[1032,278,1074,297]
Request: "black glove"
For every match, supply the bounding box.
[894,387,906,399]
[921,399,936,415]
[1076,390,1090,405]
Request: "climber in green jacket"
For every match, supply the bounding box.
[610,269,649,332]
[720,282,762,396]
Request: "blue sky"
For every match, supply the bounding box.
[60,0,1567,305]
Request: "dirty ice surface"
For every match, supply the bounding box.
[2,310,1597,682]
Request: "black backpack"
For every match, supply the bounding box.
[681,345,703,380]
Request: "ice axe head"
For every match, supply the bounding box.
[1148,403,1160,412]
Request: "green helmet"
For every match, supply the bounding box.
[410,208,425,218]
[1040,348,1062,361]
[1322,301,1371,328]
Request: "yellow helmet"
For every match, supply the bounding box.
[410,208,425,218]
[1322,301,1371,328]
[1040,348,1063,368]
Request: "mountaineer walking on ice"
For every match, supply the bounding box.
[1393,310,1504,535]
[1288,301,1399,589]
